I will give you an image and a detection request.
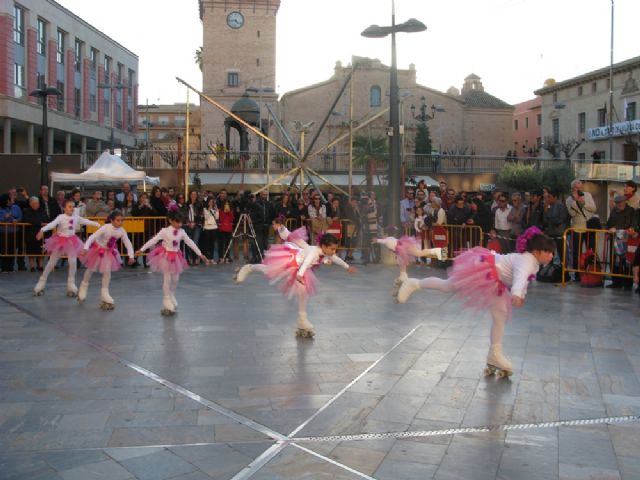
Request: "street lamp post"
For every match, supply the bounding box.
[97,83,125,153]
[362,3,426,230]
[29,84,62,186]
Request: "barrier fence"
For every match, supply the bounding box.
[562,227,638,286]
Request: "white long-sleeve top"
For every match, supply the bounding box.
[203,207,219,230]
[139,226,203,257]
[296,244,349,278]
[40,213,100,237]
[84,223,135,260]
[376,236,398,252]
[494,251,540,298]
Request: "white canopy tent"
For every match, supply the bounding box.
[51,152,160,188]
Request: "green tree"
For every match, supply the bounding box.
[497,164,543,193]
[194,47,203,72]
[414,123,432,155]
[352,135,388,189]
[541,164,572,195]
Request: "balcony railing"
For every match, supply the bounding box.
[81,150,640,182]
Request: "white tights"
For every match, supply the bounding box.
[81,268,111,290]
[40,252,77,286]
[416,276,508,345]
[162,272,180,298]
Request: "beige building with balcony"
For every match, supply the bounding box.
[137,103,200,150]
[534,55,640,163]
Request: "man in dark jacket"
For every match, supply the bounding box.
[249,191,274,262]
[542,188,569,260]
[522,190,544,230]
[606,194,637,289]
[38,185,61,224]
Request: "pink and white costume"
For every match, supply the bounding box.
[138,226,203,313]
[34,213,100,296]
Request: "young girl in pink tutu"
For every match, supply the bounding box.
[34,199,101,297]
[234,224,356,337]
[78,210,135,309]
[375,229,447,290]
[136,210,209,315]
[396,227,554,377]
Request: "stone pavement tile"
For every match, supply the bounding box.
[8,429,113,451]
[369,352,421,375]
[365,393,425,425]
[425,378,477,410]
[388,370,442,397]
[269,394,334,410]
[559,426,619,471]
[196,410,239,426]
[416,402,466,424]
[473,376,518,404]
[0,414,63,433]
[407,418,459,446]
[119,450,199,480]
[104,446,165,462]
[214,423,273,442]
[461,399,514,427]
[609,424,640,458]
[165,472,214,480]
[617,455,640,480]
[349,372,402,396]
[0,452,60,480]
[134,397,175,412]
[107,426,217,448]
[602,393,640,416]
[558,463,621,480]
[56,412,110,431]
[497,442,558,480]
[258,445,361,480]
[41,450,109,471]
[374,459,438,480]
[169,443,267,479]
[58,459,135,480]
[327,445,387,475]
[386,440,448,465]
[106,411,197,428]
[511,399,559,423]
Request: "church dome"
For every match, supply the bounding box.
[231,93,260,125]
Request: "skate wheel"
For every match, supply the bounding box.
[67,291,77,298]
[496,369,512,379]
[483,366,495,376]
[295,328,315,338]
[161,309,175,316]
[77,298,84,304]
[34,290,45,296]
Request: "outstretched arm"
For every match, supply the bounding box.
[79,217,101,228]
[138,230,164,253]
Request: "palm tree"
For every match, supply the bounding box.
[194,47,203,72]
[352,134,388,189]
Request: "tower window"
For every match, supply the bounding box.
[257,30,260,38]
[256,58,260,67]
[227,72,239,87]
[370,86,381,107]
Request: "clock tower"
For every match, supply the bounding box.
[199,0,280,150]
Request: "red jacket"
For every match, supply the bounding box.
[218,209,234,233]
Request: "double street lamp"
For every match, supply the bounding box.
[361,4,426,230]
[97,82,125,153]
[30,84,62,186]
[411,96,442,123]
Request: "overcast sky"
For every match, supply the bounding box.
[57,0,640,106]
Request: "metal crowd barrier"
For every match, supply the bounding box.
[562,227,637,286]
[404,224,484,260]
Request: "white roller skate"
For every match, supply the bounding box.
[393,271,409,288]
[161,296,176,316]
[434,247,447,261]
[33,277,46,296]
[484,344,513,378]
[77,281,89,304]
[99,288,115,310]
[66,281,78,298]
[395,278,420,304]
[234,264,253,284]
[170,294,178,309]
[295,312,315,338]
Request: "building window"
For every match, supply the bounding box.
[74,88,81,117]
[13,5,24,45]
[158,115,169,125]
[117,62,123,84]
[577,86,583,96]
[103,98,110,117]
[552,92,557,103]
[597,107,607,127]
[525,117,529,129]
[537,114,542,126]
[578,112,586,134]
[104,56,111,82]
[128,69,135,89]
[227,72,239,87]
[74,39,82,72]
[57,30,65,64]
[256,58,260,67]
[626,101,636,121]
[14,63,25,98]
[578,153,586,160]
[591,82,597,93]
[552,118,559,144]
[89,94,96,112]
[514,119,518,131]
[56,81,64,110]
[37,73,45,90]
[37,19,46,55]
[257,30,260,38]
[370,86,381,107]
[90,48,97,71]
[606,78,610,90]
[175,116,186,127]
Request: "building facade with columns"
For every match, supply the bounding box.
[534,55,640,162]
[0,0,138,156]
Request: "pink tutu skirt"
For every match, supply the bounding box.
[395,236,419,268]
[81,243,122,273]
[263,244,318,299]
[448,247,512,318]
[147,246,188,275]
[43,234,83,257]
[286,226,308,243]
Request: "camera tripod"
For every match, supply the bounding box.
[223,213,263,263]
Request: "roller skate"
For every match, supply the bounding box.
[483,344,513,378]
[170,294,178,309]
[99,288,115,310]
[392,271,408,297]
[66,281,78,298]
[77,281,89,304]
[33,277,46,296]
[295,312,315,338]
[234,264,252,284]
[433,247,447,261]
[395,278,420,303]
[160,296,176,316]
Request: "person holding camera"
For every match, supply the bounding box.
[565,179,598,280]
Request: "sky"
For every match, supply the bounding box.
[57,0,640,106]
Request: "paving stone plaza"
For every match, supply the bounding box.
[1,263,639,480]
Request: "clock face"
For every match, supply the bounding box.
[227,11,244,29]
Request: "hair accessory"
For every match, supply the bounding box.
[516,226,543,253]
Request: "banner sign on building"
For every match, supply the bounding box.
[587,120,640,140]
